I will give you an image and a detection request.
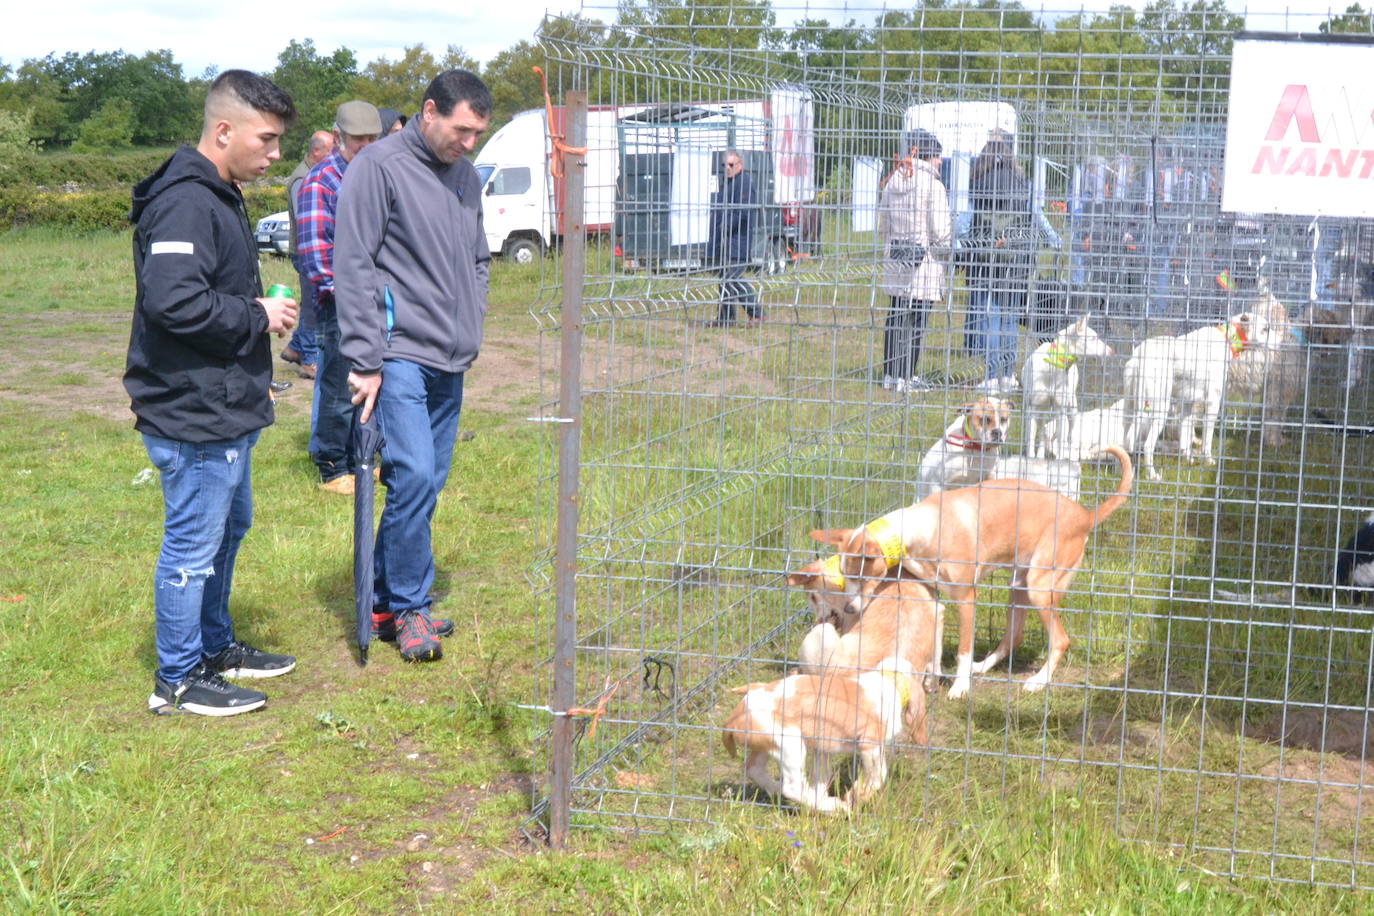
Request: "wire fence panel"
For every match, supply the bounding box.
[520,4,1374,886]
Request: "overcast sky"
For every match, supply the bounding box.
[0,1,1334,77]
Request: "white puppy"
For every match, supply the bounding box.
[988,455,1082,501]
[1124,309,1270,481]
[1020,316,1114,459]
[1042,398,1127,462]
[914,398,1013,501]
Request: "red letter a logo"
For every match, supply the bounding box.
[1265,85,1320,143]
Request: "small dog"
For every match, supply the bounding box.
[722,657,923,814]
[792,446,1133,699]
[914,398,1012,501]
[1020,316,1114,459]
[988,455,1082,501]
[1337,511,1374,599]
[1041,399,1127,462]
[1123,308,1271,481]
[798,577,945,693]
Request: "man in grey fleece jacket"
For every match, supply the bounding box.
[333,69,492,663]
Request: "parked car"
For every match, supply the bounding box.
[255,210,291,255]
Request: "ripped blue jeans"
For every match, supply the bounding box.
[142,430,259,683]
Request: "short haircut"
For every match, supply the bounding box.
[422,69,493,119]
[308,131,333,152]
[205,69,297,127]
[903,127,943,160]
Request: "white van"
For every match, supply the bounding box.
[473,107,619,263]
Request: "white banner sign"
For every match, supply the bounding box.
[1224,36,1374,217]
[770,86,816,204]
[851,157,881,233]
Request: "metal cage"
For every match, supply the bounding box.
[520,4,1374,887]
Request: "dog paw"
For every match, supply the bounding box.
[947,679,971,700]
[1021,674,1049,693]
[922,674,940,694]
[1146,470,1162,482]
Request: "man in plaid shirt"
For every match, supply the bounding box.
[296,100,382,494]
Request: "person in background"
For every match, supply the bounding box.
[280,128,334,380]
[378,108,407,135]
[706,150,762,328]
[125,69,299,716]
[965,129,1035,391]
[296,101,383,495]
[877,127,952,393]
[334,70,491,662]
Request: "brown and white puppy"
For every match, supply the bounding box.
[791,445,1133,699]
[797,577,945,694]
[722,656,923,814]
[914,398,1013,501]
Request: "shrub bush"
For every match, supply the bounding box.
[0,183,287,231]
[5,148,174,188]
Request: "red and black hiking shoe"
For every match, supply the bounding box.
[372,611,454,642]
[395,613,443,662]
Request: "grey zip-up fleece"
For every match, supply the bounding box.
[334,117,490,376]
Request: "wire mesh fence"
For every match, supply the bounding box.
[516,4,1374,886]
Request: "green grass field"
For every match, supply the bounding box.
[2,228,1373,912]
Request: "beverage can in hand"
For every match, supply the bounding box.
[266,283,294,299]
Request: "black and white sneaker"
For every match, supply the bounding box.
[148,667,267,717]
[203,640,297,679]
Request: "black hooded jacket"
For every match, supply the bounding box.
[124,147,274,442]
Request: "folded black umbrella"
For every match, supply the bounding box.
[352,406,384,665]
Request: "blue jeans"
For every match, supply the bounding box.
[310,299,354,482]
[285,256,318,365]
[968,287,1019,380]
[374,359,464,615]
[717,263,759,321]
[142,430,259,683]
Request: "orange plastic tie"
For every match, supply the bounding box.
[567,677,620,742]
[532,66,587,181]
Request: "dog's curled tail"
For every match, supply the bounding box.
[1086,444,1133,527]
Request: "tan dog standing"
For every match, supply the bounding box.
[722,657,923,814]
[791,445,1133,699]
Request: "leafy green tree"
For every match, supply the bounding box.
[71,97,136,153]
[0,107,41,185]
[482,15,612,139]
[616,0,776,51]
[353,44,478,115]
[271,39,358,159]
[1320,3,1374,33]
[1138,0,1244,109]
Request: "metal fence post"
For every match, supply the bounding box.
[547,90,587,850]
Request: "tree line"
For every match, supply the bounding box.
[0,0,1371,166]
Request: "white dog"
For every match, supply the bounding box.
[1020,316,1114,459]
[988,455,1082,501]
[1042,399,1127,462]
[1124,308,1271,481]
[914,398,1012,501]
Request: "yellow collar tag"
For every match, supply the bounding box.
[863,517,907,569]
[880,669,912,709]
[1043,341,1077,370]
[820,554,845,590]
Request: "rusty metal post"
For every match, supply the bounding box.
[547,90,587,850]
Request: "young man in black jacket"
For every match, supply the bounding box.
[125,69,300,716]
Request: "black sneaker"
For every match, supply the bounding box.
[148,667,267,717]
[396,613,442,662]
[203,640,297,679]
[372,611,454,642]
